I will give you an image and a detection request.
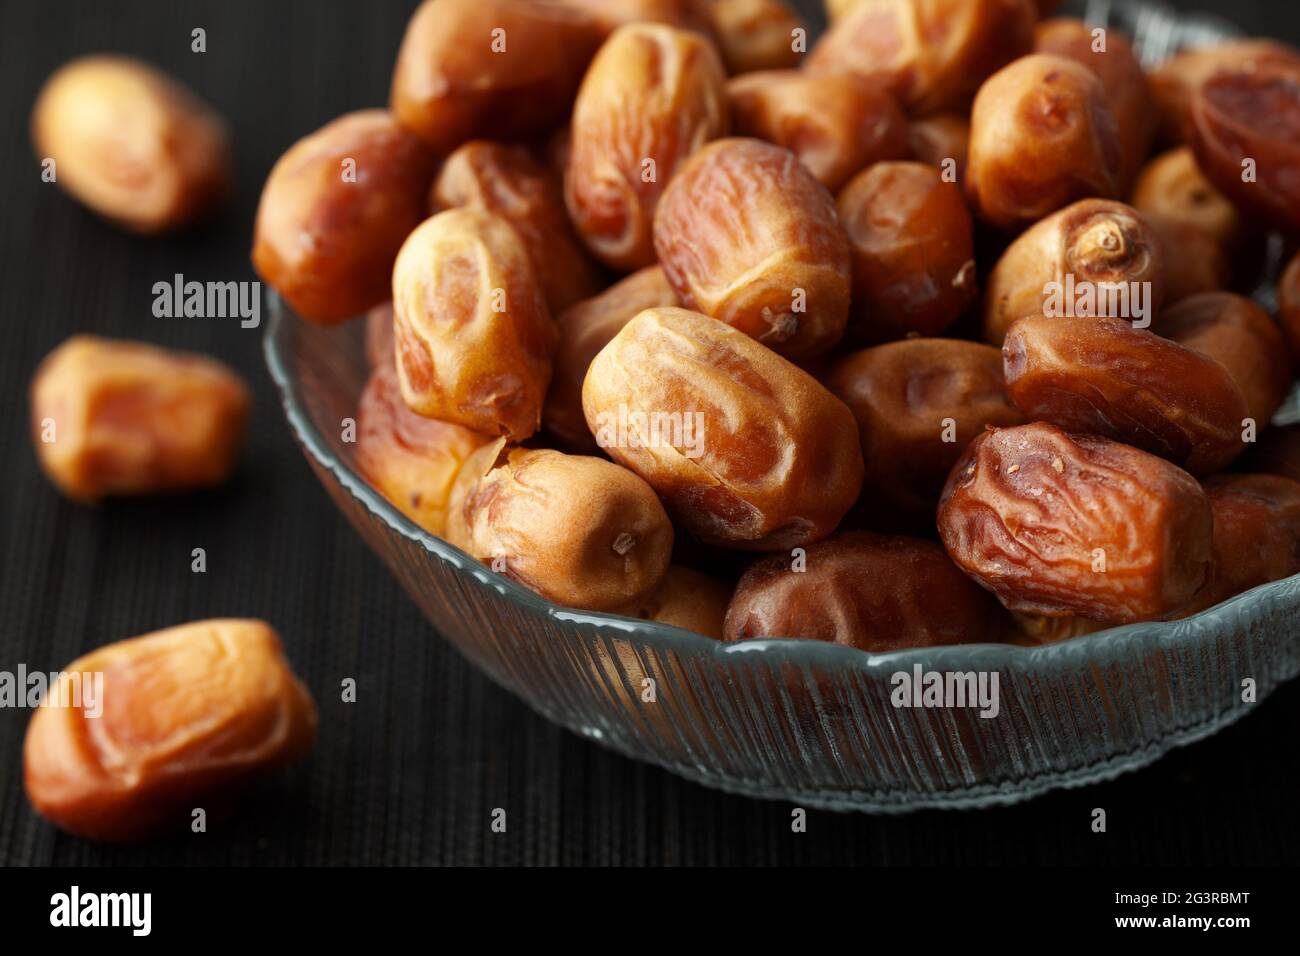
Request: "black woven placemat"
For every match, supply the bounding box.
[1,0,1297,867]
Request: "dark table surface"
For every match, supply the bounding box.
[2,0,1298,867]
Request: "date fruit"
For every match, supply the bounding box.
[624,564,731,637]
[982,199,1164,345]
[726,71,909,191]
[705,0,803,75]
[938,423,1214,622]
[908,113,970,183]
[252,110,437,324]
[836,161,977,341]
[550,0,715,37]
[355,362,489,537]
[1002,314,1249,475]
[431,140,602,314]
[391,208,557,440]
[390,0,603,152]
[723,532,1005,650]
[807,0,1036,116]
[1033,18,1153,192]
[566,22,728,270]
[544,266,679,452]
[654,137,850,358]
[365,301,395,370]
[446,446,673,612]
[30,336,249,503]
[966,54,1123,230]
[582,307,864,549]
[1179,474,1300,615]
[24,619,316,842]
[826,339,1023,518]
[1189,61,1300,233]
[31,55,231,233]
[1160,292,1292,429]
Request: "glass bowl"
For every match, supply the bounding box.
[263,0,1300,811]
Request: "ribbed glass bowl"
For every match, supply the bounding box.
[263,0,1300,811]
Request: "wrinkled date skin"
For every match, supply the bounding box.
[705,0,804,75]
[826,339,1024,518]
[1131,147,1243,304]
[431,140,603,314]
[1033,18,1153,192]
[938,423,1214,622]
[726,71,909,192]
[583,307,864,549]
[1190,62,1300,233]
[1160,292,1292,428]
[390,0,603,152]
[252,111,437,324]
[908,113,970,182]
[30,336,250,503]
[24,619,316,842]
[566,23,728,270]
[982,199,1164,345]
[836,161,977,342]
[1180,474,1300,615]
[966,54,1123,231]
[1003,314,1249,476]
[807,0,1036,116]
[543,266,679,452]
[392,209,557,440]
[654,138,851,359]
[355,362,489,537]
[723,532,1005,650]
[1280,251,1300,364]
[446,446,674,612]
[31,55,232,233]
[1149,40,1300,146]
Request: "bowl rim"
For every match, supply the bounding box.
[262,294,1300,676]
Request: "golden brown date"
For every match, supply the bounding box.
[431,140,603,314]
[723,531,1005,650]
[1002,314,1249,476]
[548,0,715,36]
[31,55,231,233]
[966,54,1124,230]
[623,564,731,636]
[1280,250,1300,363]
[705,0,803,74]
[355,362,489,537]
[807,0,1036,116]
[543,266,679,452]
[392,209,557,440]
[252,111,437,324]
[1160,292,1292,429]
[1179,474,1300,615]
[908,113,970,183]
[654,137,850,358]
[390,0,603,152]
[30,336,249,503]
[24,619,316,842]
[826,339,1023,518]
[938,423,1214,622]
[582,307,864,549]
[726,71,909,191]
[566,22,728,270]
[1033,18,1153,193]
[982,199,1164,345]
[446,446,673,611]
[1189,61,1300,233]
[836,161,977,341]
[1149,40,1300,146]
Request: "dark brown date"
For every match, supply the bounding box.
[836,161,977,341]
[723,531,1005,651]
[1002,314,1249,476]
[826,339,1023,518]
[937,422,1214,622]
